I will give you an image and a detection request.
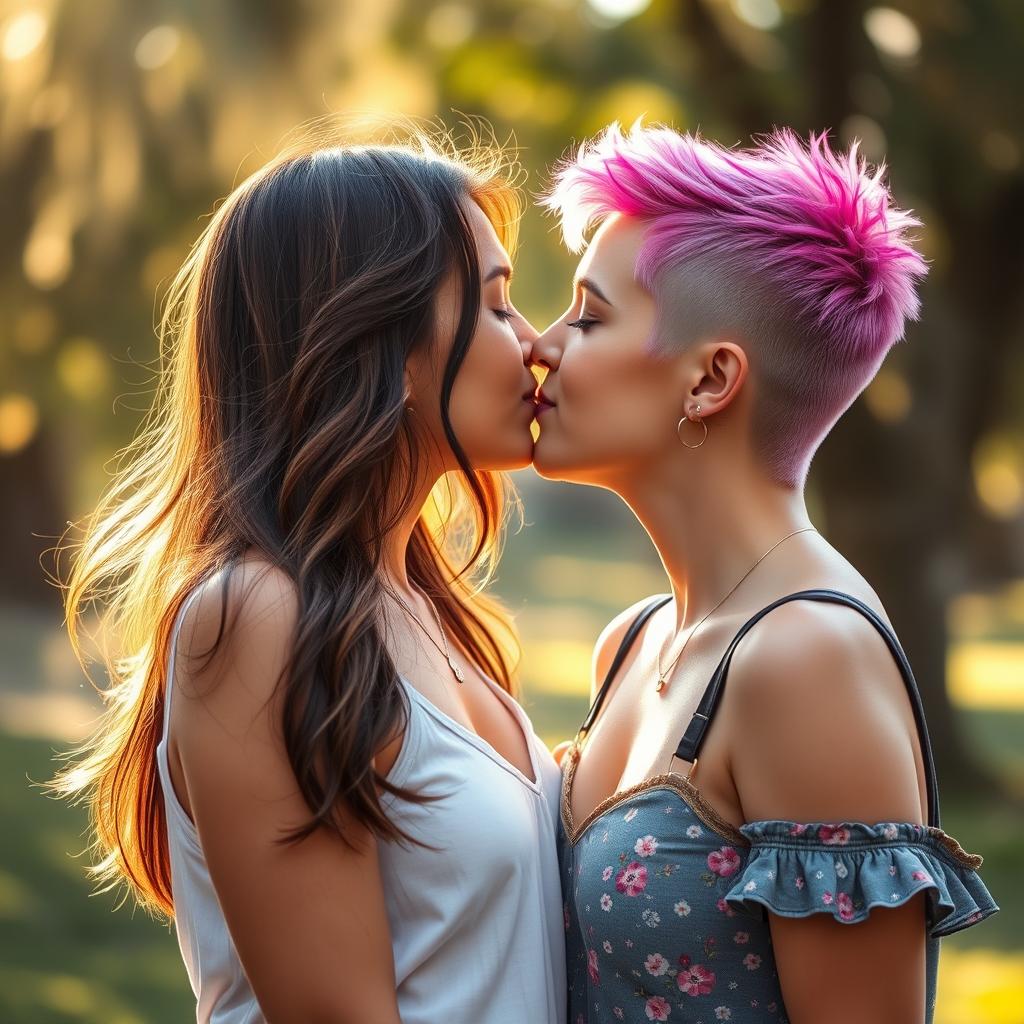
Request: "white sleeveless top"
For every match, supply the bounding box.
[156,577,567,1024]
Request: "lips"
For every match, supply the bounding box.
[534,387,556,411]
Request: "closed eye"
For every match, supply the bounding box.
[566,317,599,332]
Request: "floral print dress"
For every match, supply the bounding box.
[558,591,999,1024]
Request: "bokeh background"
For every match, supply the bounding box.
[2,0,1023,1021]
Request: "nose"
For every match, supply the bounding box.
[515,315,540,365]
[529,319,565,371]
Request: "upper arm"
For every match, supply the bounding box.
[727,601,928,1024]
[172,563,401,1024]
[590,596,660,704]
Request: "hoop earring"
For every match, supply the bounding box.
[677,404,708,449]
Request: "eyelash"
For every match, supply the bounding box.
[566,317,599,332]
[493,308,515,322]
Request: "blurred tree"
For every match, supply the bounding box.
[418,0,1024,798]
[3,0,1022,795]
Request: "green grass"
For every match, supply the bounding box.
[1,733,194,1024]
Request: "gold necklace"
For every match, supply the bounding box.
[392,588,466,685]
[653,526,818,693]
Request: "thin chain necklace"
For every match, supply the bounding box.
[653,526,817,693]
[391,587,466,685]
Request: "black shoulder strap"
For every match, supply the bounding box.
[673,588,941,828]
[577,595,672,740]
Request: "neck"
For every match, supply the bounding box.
[378,439,452,596]
[612,453,815,631]
[379,481,436,596]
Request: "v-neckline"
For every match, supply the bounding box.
[399,674,541,792]
[560,742,748,848]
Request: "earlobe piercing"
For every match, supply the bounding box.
[677,403,708,449]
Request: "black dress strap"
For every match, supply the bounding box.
[673,588,941,828]
[577,595,672,741]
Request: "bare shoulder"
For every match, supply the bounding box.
[167,558,402,1021]
[725,596,926,825]
[173,558,299,736]
[592,594,668,701]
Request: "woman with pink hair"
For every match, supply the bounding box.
[533,122,997,1023]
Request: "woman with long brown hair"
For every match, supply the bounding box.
[49,125,564,1023]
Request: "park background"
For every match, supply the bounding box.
[2,0,1023,1020]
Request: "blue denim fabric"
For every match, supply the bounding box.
[559,777,998,1024]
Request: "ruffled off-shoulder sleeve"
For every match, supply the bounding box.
[723,820,999,938]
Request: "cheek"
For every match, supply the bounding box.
[445,323,532,457]
[455,323,521,410]
[560,338,673,452]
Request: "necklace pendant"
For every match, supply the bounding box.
[449,658,465,684]
[655,677,667,693]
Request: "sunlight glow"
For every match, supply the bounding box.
[731,0,783,31]
[586,0,652,24]
[424,3,476,48]
[2,10,47,62]
[0,393,38,453]
[863,366,911,423]
[973,435,1024,519]
[936,948,1024,1024]
[864,7,921,60]
[134,25,181,70]
[949,642,1024,710]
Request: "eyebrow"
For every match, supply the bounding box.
[574,275,613,305]
[484,265,513,283]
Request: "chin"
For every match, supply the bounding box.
[532,434,621,488]
[530,435,578,481]
[477,430,537,471]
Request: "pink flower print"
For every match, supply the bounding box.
[733,931,750,945]
[767,1002,777,1013]
[795,876,805,890]
[788,823,808,836]
[678,954,691,968]
[673,899,691,917]
[715,1009,732,1021]
[635,834,659,857]
[912,869,932,883]
[614,1010,625,1021]
[645,995,671,1021]
[837,892,855,921]
[716,897,736,917]
[678,963,716,996]
[615,861,649,896]
[600,893,613,912]
[602,866,614,881]
[587,948,600,985]
[743,953,762,971]
[822,891,834,906]
[645,952,669,976]
[819,824,851,845]
[707,846,741,877]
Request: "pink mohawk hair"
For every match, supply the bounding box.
[541,121,929,486]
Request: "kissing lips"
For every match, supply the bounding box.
[534,387,556,415]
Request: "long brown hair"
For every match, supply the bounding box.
[47,121,526,919]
